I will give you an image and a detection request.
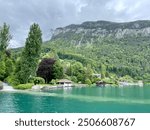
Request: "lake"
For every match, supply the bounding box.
[0,86,150,113]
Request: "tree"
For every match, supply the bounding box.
[16,23,42,84]
[0,23,11,81]
[0,60,6,80]
[5,58,14,78]
[0,23,11,53]
[52,60,63,79]
[37,58,55,83]
[101,64,106,79]
[71,62,85,83]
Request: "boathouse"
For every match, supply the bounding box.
[57,79,73,87]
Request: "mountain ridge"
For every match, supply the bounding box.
[52,20,150,41]
[12,20,150,81]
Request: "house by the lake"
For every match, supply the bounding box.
[57,79,73,87]
[118,80,143,87]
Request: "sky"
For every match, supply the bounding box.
[0,0,150,48]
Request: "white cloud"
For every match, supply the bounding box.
[106,0,127,12]
[73,0,88,13]
[0,0,150,48]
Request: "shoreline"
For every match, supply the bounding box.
[0,81,149,92]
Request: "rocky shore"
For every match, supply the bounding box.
[0,81,3,90]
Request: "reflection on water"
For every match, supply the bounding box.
[0,86,150,113]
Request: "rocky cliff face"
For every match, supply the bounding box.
[52,20,150,41]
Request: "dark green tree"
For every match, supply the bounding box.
[0,23,12,81]
[37,58,55,83]
[5,58,14,78]
[0,23,11,53]
[16,23,42,84]
[0,60,6,80]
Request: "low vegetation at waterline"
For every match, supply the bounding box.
[0,21,150,90]
[14,83,33,90]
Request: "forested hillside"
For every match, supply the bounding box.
[10,20,150,85]
[41,20,150,82]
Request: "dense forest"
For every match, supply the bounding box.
[0,20,150,89]
[41,20,150,83]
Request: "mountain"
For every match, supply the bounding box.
[52,20,150,43]
[13,20,150,81]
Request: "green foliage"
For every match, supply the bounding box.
[0,23,13,81]
[101,64,106,79]
[0,60,6,80]
[10,20,150,83]
[28,76,45,84]
[15,23,42,84]
[34,77,45,85]
[119,75,134,82]
[102,78,116,85]
[5,58,14,78]
[71,62,85,82]
[58,52,95,66]
[85,78,92,85]
[0,23,11,53]
[71,76,78,83]
[5,75,20,86]
[52,60,63,79]
[143,73,150,83]
[39,20,150,81]
[50,79,57,85]
[14,83,33,90]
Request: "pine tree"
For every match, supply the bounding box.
[16,23,42,84]
[0,23,11,53]
[0,23,11,81]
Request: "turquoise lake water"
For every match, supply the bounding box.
[0,86,150,113]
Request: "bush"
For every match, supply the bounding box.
[34,77,45,85]
[14,83,33,90]
[5,75,20,86]
[119,75,134,82]
[102,78,116,84]
[71,76,77,83]
[28,76,35,83]
[85,78,92,85]
[50,79,57,85]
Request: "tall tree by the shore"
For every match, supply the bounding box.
[0,23,12,81]
[16,23,42,84]
[0,23,11,54]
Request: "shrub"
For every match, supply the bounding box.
[5,75,20,86]
[102,78,116,84]
[71,76,78,83]
[34,77,45,85]
[14,83,33,90]
[50,79,57,85]
[119,75,134,82]
[28,76,35,83]
[85,78,92,85]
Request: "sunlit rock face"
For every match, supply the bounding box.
[52,20,150,44]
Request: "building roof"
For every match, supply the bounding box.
[57,79,72,83]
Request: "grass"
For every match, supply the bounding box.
[14,83,34,90]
